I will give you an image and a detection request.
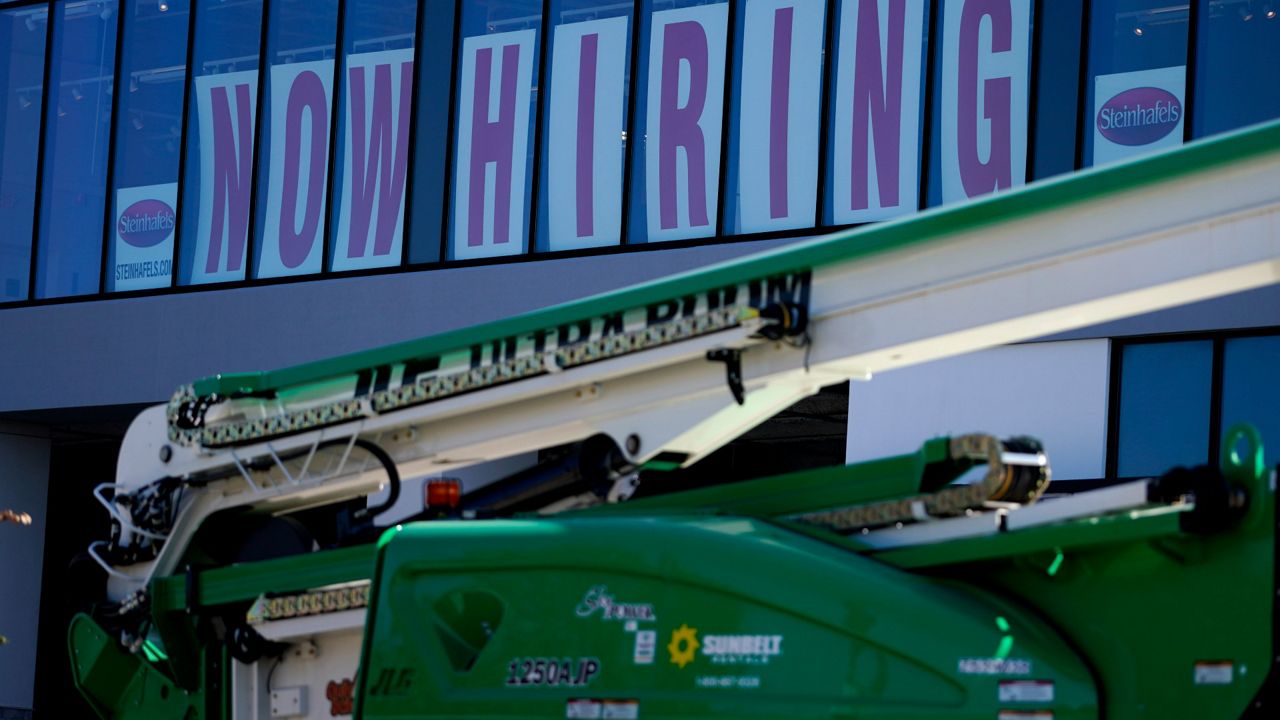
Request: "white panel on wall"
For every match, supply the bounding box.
[845,340,1110,480]
[0,432,51,711]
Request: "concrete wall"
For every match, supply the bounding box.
[0,431,51,711]
[846,340,1111,481]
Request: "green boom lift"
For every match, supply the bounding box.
[69,120,1280,719]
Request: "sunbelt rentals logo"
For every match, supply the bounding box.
[667,624,783,668]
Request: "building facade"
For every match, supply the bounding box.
[0,0,1278,716]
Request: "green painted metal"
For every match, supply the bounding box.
[69,613,203,720]
[357,516,1098,719]
[192,119,1280,399]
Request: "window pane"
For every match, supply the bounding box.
[177,0,263,286]
[823,0,927,226]
[1192,0,1280,138]
[35,0,119,299]
[627,0,729,245]
[724,0,827,235]
[1116,340,1212,477]
[328,0,417,272]
[252,0,339,279]
[925,0,1034,208]
[448,0,542,260]
[1081,0,1188,167]
[0,5,46,303]
[1221,336,1280,469]
[535,0,634,252]
[106,0,190,293]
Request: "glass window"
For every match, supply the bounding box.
[1220,335,1280,468]
[1081,0,1188,167]
[823,0,927,227]
[1029,0,1085,180]
[34,0,119,299]
[1192,0,1280,138]
[628,0,729,245]
[0,5,47,303]
[177,0,264,286]
[925,0,1034,208]
[723,0,826,235]
[328,0,417,272]
[535,0,634,252]
[404,1,457,265]
[105,0,190,293]
[252,0,339,279]
[448,0,542,260]
[1116,340,1212,477]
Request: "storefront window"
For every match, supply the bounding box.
[823,0,926,227]
[628,0,729,245]
[1192,0,1280,138]
[34,0,119,299]
[1116,340,1212,477]
[252,0,340,280]
[177,0,264,286]
[448,0,542,260]
[328,0,417,272]
[0,5,47,302]
[1082,0,1188,167]
[724,0,826,235]
[925,0,1034,207]
[536,0,634,252]
[105,0,190,293]
[1220,335,1280,469]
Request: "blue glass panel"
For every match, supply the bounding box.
[1081,0,1188,167]
[1117,340,1212,477]
[1221,335,1280,469]
[627,0,729,245]
[447,0,542,260]
[251,0,339,280]
[176,0,263,286]
[1192,0,1280,138]
[535,0,634,252]
[0,5,46,303]
[327,0,417,272]
[105,0,190,293]
[35,0,119,299]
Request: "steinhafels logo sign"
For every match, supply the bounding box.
[1092,66,1185,166]
[117,199,176,248]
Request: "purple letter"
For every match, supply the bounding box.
[469,45,520,247]
[279,70,329,269]
[769,7,793,219]
[658,21,710,230]
[576,34,599,238]
[958,0,1012,197]
[850,0,905,211]
[206,84,253,273]
[347,61,413,258]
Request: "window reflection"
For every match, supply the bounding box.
[0,5,47,302]
[1193,0,1280,137]
[35,0,119,299]
[1116,340,1212,477]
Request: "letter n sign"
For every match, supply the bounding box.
[452,30,537,260]
[192,71,258,284]
[643,4,728,243]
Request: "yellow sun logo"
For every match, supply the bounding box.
[667,624,699,668]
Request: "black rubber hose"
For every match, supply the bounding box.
[312,438,401,522]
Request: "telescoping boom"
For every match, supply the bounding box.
[70,120,1280,720]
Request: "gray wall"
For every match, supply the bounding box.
[0,239,793,414]
[0,431,50,711]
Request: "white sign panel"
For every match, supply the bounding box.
[112,183,176,291]
[1091,65,1185,167]
[644,4,728,243]
[191,71,257,284]
[546,16,630,251]
[453,29,537,260]
[736,0,826,233]
[940,0,1030,204]
[333,48,414,271]
[831,0,925,224]
[258,60,334,279]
